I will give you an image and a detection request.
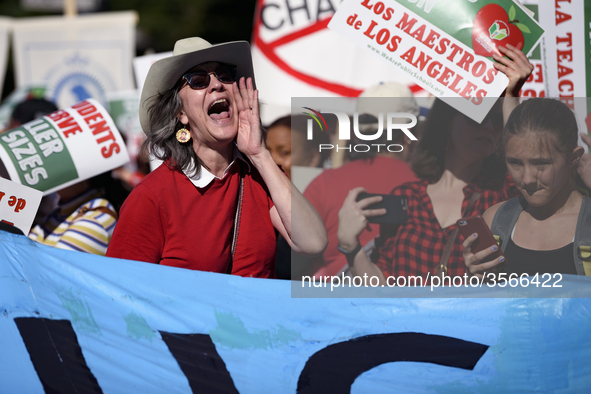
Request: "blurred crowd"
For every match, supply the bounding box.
[2,37,591,285]
[0,80,423,279]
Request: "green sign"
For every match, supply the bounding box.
[0,118,77,192]
[393,0,544,59]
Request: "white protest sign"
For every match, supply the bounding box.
[537,0,590,134]
[133,51,172,93]
[132,52,172,173]
[0,177,42,235]
[106,90,143,172]
[328,0,544,122]
[11,12,137,110]
[252,0,426,125]
[0,98,129,195]
[519,0,546,98]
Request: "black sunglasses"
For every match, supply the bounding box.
[182,64,237,89]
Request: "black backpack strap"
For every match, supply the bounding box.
[490,196,524,254]
[226,162,245,275]
[574,196,591,276]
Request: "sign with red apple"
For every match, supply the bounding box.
[383,0,544,59]
[329,0,544,123]
[251,0,427,125]
[472,4,530,57]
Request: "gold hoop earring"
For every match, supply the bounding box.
[176,128,191,143]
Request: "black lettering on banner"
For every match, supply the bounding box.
[316,0,336,19]
[159,331,240,393]
[13,318,488,393]
[296,332,489,393]
[14,317,103,393]
[261,3,284,30]
[286,0,310,25]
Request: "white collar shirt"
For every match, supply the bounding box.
[184,146,250,189]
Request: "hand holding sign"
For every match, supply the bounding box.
[493,44,534,98]
[328,0,544,122]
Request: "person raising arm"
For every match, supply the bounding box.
[337,45,533,284]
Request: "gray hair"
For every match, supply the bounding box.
[140,82,200,177]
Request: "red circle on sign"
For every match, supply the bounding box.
[251,0,422,97]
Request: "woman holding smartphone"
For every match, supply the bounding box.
[463,98,591,278]
[337,45,533,283]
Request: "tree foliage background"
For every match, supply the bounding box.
[0,0,258,99]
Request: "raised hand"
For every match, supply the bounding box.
[232,77,265,158]
[493,44,534,98]
[337,187,386,252]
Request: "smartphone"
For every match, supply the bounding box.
[356,193,408,224]
[456,215,505,263]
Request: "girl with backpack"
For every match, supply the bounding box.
[463,98,591,278]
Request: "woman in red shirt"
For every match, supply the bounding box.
[106,37,327,277]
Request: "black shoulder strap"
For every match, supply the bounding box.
[490,196,591,276]
[226,162,245,275]
[490,196,524,254]
[574,196,591,276]
[434,191,481,278]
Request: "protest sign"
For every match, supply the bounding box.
[251,0,427,124]
[11,12,137,110]
[133,51,173,93]
[106,90,143,172]
[534,0,591,134]
[0,178,42,234]
[0,98,129,195]
[519,0,546,98]
[1,231,591,392]
[328,0,544,122]
[132,52,172,172]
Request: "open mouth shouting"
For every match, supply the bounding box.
[208,98,232,121]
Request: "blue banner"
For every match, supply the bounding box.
[1,231,591,393]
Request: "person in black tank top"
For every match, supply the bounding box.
[463,98,591,278]
[502,233,578,276]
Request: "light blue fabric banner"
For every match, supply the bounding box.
[1,231,591,393]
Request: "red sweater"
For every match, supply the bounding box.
[106,161,277,278]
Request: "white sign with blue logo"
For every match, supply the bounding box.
[11,12,137,110]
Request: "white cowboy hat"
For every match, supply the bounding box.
[139,37,256,135]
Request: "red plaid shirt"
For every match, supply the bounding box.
[373,174,517,280]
